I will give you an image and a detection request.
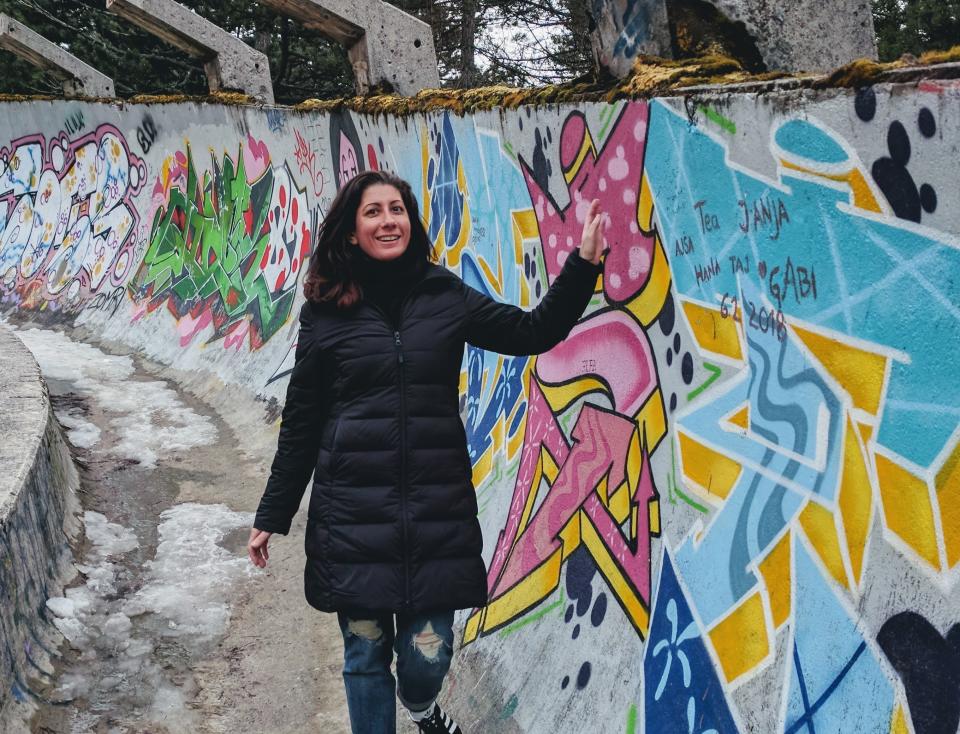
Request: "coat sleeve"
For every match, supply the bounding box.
[462,248,602,356]
[254,303,329,535]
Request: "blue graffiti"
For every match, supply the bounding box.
[645,550,738,733]
[645,101,960,471]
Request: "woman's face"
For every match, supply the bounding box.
[350,184,411,261]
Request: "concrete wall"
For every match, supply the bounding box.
[0,80,958,732]
[0,325,79,731]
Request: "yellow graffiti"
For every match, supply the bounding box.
[681,298,744,361]
[464,410,663,644]
[707,590,770,684]
[938,441,960,569]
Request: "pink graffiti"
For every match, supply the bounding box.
[488,379,571,588]
[174,308,213,347]
[224,319,250,351]
[338,131,359,187]
[243,133,271,180]
[153,150,188,201]
[522,105,654,305]
[476,106,663,641]
[581,439,656,598]
[487,401,655,607]
[293,128,326,197]
[536,310,657,416]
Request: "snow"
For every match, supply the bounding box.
[53,408,101,448]
[83,510,139,556]
[44,505,252,730]
[15,327,217,467]
[126,502,254,640]
[12,326,253,729]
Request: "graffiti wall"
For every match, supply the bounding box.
[1,84,958,733]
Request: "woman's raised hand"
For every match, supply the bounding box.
[579,199,605,265]
[248,528,273,568]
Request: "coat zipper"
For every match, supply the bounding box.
[394,328,411,609]
[367,269,443,610]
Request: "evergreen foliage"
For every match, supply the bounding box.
[0,1,957,99]
[0,0,353,102]
[873,0,960,61]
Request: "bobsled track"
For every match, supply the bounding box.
[2,66,960,733]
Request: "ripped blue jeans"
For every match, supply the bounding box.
[337,609,456,733]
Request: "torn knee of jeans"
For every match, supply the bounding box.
[347,619,384,643]
[411,621,446,661]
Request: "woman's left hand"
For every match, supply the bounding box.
[579,199,605,265]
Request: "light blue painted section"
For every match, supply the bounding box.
[784,537,894,734]
[775,120,849,165]
[645,100,960,469]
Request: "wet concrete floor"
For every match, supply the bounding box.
[11,323,357,734]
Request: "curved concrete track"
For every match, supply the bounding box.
[1,320,359,732]
[3,74,960,733]
[0,324,78,733]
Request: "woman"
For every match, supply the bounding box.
[248,170,604,734]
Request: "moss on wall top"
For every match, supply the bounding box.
[1,46,960,114]
[295,46,960,115]
[0,90,256,107]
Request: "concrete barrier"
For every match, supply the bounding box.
[0,325,79,730]
[0,14,115,98]
[1,66,959,731]
[106,0,274,103]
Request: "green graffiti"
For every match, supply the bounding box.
[697,105,737,135]
[686,361,722,402]
[500,694,519,720]
[132,144,295,348]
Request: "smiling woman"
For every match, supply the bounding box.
[299,171,436,309]
[349,184,413,261]
[248,169,604,734]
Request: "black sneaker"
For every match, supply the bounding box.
[415,702,463,734]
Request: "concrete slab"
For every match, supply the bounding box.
[0,14,115,97]
[706,0,877,71]
[590,0,877,78]
[106,0,274,103]
[589,0,672,78]
[0,324,79,730]
[258,0,439,95]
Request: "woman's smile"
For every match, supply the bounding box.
[350,183,412,260]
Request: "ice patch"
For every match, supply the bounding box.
[125,503,253,640]
[45,511,139,653]
[15,327,217,467]
[83,510,139,557]
[54,409,101,448]
[44,504,251,730]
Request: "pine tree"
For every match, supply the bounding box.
[874,0,960,61]
[0,0,352,102]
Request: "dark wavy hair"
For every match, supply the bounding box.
[303,171,434,308]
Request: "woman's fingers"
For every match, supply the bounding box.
[588,198,600,220]
[247,528,272,568]
[580,199,604,264]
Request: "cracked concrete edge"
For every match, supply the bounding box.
[0,324,49,515]
[706,0,877,72]
[0,14,115,98]
[257,0,439,95]
[0,323,81,728]
[106,0,274,103]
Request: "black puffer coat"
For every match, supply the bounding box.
[254,250,601,614]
